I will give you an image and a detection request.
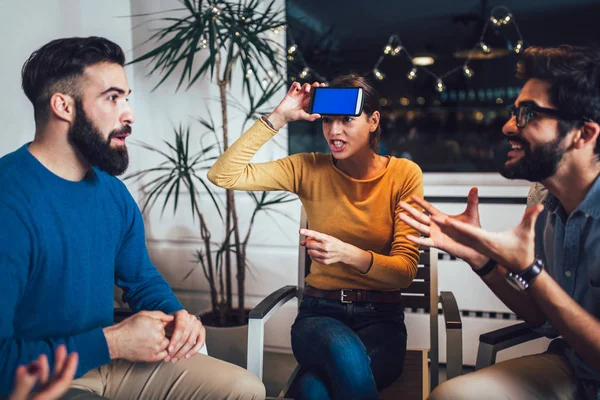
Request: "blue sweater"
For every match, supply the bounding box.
[0,144,183,396]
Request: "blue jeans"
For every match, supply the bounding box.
[289,295,407,400]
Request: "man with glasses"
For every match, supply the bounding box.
[400,45,600,399]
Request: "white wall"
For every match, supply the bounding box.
[0,0,134,154]
[0,0,539,363]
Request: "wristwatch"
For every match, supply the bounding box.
[504,258,544,291]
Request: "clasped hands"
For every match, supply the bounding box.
[105,309,205,364]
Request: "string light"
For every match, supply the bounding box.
[271,25,285,35]
[479,42,492,54]
[514,40,524,54]
[391,46,403,56]
[209,5,220,20]
[435,79,446,93]
[491,11,511,26]
[407,67,418,81]
[463,65,474,79]
[373,68,385,80]
[200,36,208,49]
[286,5,525,96]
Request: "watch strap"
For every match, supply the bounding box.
[474,258,498,277]
[506,258,544,290]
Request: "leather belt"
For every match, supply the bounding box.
[303,285,403,304]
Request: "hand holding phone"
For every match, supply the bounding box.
[268,82,324,130]
[308,87,364,116]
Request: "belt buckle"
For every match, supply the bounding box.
[340,289,352,304]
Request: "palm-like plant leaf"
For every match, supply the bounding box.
[124,124,223,220]
[130,0,286,92]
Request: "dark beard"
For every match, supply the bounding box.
[500,135,565,182]
[68,102,130,176]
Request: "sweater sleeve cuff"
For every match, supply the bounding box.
[257,115,279,135]
[72,327,111,377]
[359,251,376,275]
[162,299,185,315]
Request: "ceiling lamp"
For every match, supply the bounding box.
[412,55,435,66]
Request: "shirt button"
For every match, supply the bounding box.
[565,271,572,277]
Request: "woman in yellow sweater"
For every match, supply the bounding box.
[208,75,423,399]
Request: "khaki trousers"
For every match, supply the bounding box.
[61,354,265,400]
[429,352,598,400]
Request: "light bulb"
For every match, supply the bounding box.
[300,68,309,79]
[271,25,285,35]
[407,67,418,81]
[480,42,491,54]
[514,40,524,54]
[435,79,446,93]
[288,44,297,54]
[200,36,208,49]
[373,68,385,80]
[463,65,474,79]
[383,45,392,55]
[391,46,403,56]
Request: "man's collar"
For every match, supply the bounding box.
[542,175,600,218]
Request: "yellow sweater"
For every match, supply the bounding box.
[207,118,423,290]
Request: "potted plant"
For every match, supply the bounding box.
[125,0,294,367]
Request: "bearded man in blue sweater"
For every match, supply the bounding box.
[0,36,265,400]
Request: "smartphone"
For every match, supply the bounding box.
[308,87,364,116]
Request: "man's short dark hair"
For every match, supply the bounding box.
[21,36,126,123]
[516,45,600,154]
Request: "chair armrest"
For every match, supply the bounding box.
[439,291,461,330]
[439,291,463,379]
[249,285,298,321]
[476,322,542,370]
[479,322,541,345]
[248,285,298,380]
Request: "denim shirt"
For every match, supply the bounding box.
[528,180,600,383]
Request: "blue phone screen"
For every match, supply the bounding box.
[312,88,360,115]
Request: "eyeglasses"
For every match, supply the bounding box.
[508,103,594,129]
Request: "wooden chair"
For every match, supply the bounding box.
[247,207,463,399]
